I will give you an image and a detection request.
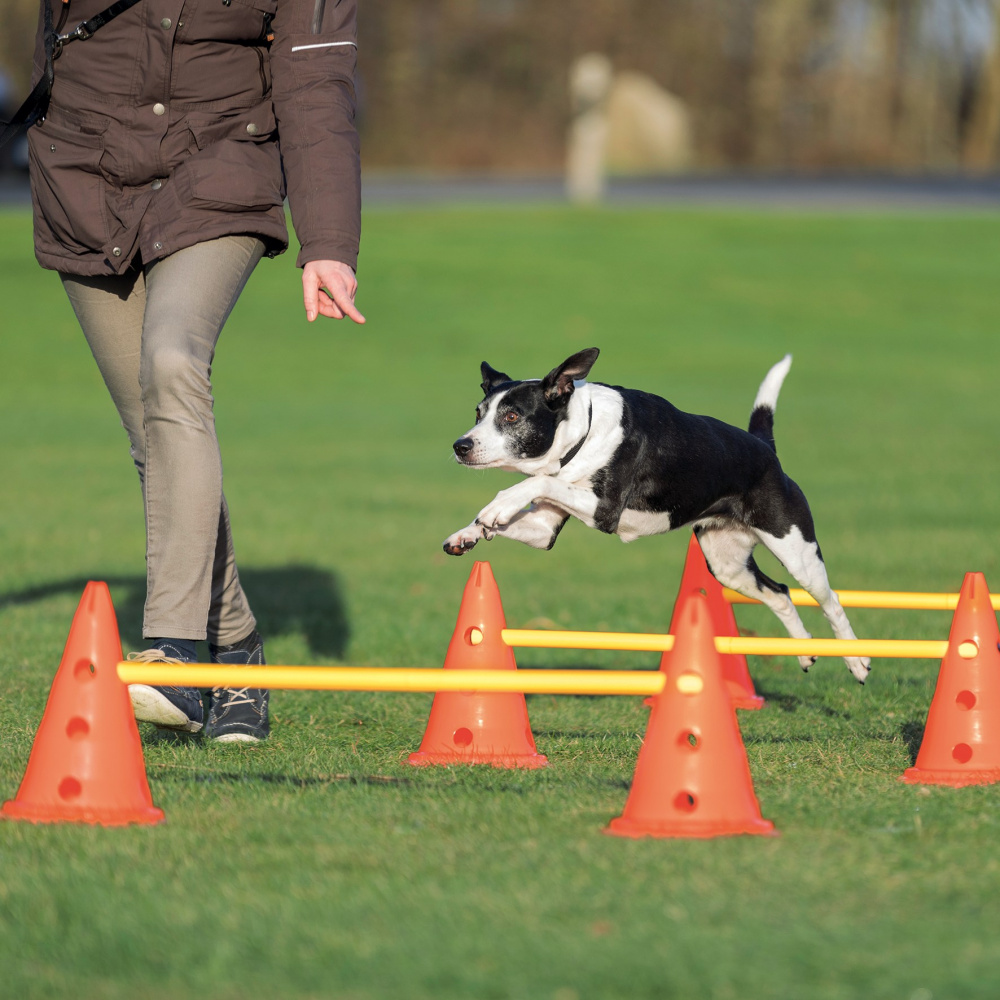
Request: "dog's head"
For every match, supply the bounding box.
[452,348,600,470]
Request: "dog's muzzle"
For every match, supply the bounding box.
[453,437,475,461]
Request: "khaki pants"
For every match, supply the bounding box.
[61,235,266,644]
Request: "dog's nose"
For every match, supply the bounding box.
[453,437,474,459]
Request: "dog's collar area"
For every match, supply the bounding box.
[560,402,593,468]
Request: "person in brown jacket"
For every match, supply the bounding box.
[27,0,364,742]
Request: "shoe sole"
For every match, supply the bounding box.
[129,684,203,733]
[209,731,266,744]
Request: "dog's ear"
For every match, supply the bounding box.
[541,348,600,406]
[480,362,512,395]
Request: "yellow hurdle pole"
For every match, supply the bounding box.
[722,587,1000,611]
[502,629,957,660]
[117,664,668,697]
[502,629,677,652]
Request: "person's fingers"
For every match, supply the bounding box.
[302,262,365,324]
[316,288,346,320]
[302,269,321,322]
[321,282,365,324]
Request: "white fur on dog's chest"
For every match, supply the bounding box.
[616,508,673,542]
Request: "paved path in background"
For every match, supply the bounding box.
[359,172,1000,209]
[3,170,1000,209]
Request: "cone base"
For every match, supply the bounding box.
[407,750,548,769]
[730,693,765,711]
[900,766,1000,788]
[644,691,764,711]
[1,799,165,827]
[604,814,777,839]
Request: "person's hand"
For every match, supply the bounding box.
[302,259,365,324]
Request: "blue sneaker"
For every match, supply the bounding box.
[127,640,203,733]
[206,630,270,743]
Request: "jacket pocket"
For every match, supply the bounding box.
[187,102,277,151]
[184,145,283,210]
[28,108,111,255]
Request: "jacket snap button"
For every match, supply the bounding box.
[246,123,259,136]
[49,144,56,152]
[154,242,163,251]
[112,247,122,257]
[151,179,162,190]
[160,17,171,28]
[153,103,166,116]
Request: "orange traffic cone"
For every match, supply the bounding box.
[607,588,776,838]
[408,561,547,768]
[650,534,763,710]
[901,572,1000,787]
[2,582,165,826]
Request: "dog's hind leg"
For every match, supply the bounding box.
[755,525,871,684]
[694,525,818,672]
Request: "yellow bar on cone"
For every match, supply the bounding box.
[117,664,667,696]
[722,588,1000,611]
[502,629,676,652]
[503,629,949,659]
[714,637,949,659]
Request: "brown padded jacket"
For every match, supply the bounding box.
[28,0,360,276]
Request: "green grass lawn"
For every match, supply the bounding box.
[2,203,999,1000]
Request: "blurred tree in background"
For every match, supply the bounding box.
[3,0,999,173]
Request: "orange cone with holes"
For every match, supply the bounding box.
[901,572,1000,787]
[408,561,547,768]
[650,533,763,709]
[2,582,165,825]
[607,587,776,838]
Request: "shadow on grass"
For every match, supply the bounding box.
[900,719,926,765]
[165,770,412,788]
[0,565,350,658]
[754,687,851,719]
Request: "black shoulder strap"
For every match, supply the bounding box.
[58,0,146,43]
[0,0,146,151]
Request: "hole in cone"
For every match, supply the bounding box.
[453,727,474,748]
[66,717,90,739]
[73,660,97,681]
[679,730,700,750]
[465,627,484,646]
[958,641,979,660]
[673,791,697,813]
[953,743,973,764]
[956,690,977,712]
[58,777,82,800]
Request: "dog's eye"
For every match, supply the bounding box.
[504,412,519,423]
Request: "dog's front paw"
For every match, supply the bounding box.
[443,525,485,556]
[476,495,533,533]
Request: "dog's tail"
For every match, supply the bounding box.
[748,354,792,453]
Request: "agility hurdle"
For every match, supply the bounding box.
[502,631,962,660]
[117,664,665,695]
[722,587,1000,612]
[15,565,1000,837]
[116,635,971,693]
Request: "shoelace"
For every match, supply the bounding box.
[212,686,254,706]
[126,649,187,664]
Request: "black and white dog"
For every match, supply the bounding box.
[442,348,870,683]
